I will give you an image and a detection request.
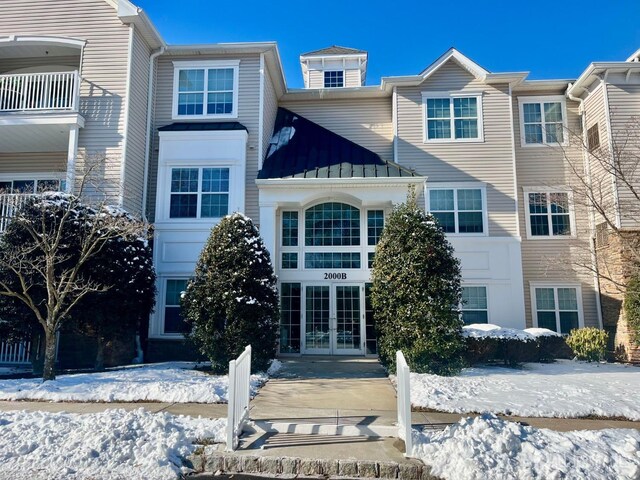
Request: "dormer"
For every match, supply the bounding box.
[299,46,368,89]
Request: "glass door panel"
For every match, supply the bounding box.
[304,285,331,352]
[335,285,362,353]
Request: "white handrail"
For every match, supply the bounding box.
[226,345,252,451]
[396,350,413,457]
[0,71,80,112]
[0,194,36,233]
[0,340,31,364]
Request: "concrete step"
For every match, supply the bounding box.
[250,419,397,437]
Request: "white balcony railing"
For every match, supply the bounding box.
[0,194,35,233]
[0,71,80,113]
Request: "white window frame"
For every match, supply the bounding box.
[425,182,488,236]
[0,173,66,193]
[530,283,584,334]
[523,187,576,240]
[323,70,345,88]
[461,285,489,325]
[167,166,231,221]
[518,95,568,147]
[172,60,240,120]
[421,91,485,143]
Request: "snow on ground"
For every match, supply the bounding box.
[462,323,560,341]
[410,360,640,420]
[413,414,640,480]
[0,362,269,403]
[0,408,225,480]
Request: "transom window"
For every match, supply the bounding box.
[164,279,189,334]
[173,61,238,118]
[461,286,488,324]
[428,188,484,234]
[519,96,566,145]
[280,204,384,271]
[324,71,344,88]
[526,191,572,237]
[169,167,229,219]
[305,202,360,246]
[534,286,580,334]
[423,94,482,141]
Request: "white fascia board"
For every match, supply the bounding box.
[0,113,85,127]
[514,79,573,93]
[158,129,248,142]
[484,72,528,85]
[299,53,368,61]
[0,35,86,48]
[117,0,166,48]
[282,86,388,100]
[569,62,640,96]
[256,177,425,188]
[165,42,278,55]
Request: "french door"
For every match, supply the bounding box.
[303,283,363,355]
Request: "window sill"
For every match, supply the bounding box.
[520,142,569,148]
[423,138,485,144]
[525,235,576,240]
[171,113,238,121]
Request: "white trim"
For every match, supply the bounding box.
[171,60,240,120]
[530,283,585,333]
[508,85,521,238]
[522,187,577,239]
[425,183,489,237]
[517,95,569,147]
[155,276,191,338]
[258,53,265,170]
[392,86,398,163]
[65,125,79,194]
[119,24,135,207]
[0,113,84,127]
[0,35,86,49]
[421,91,485,143]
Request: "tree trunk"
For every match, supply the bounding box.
[95,337,105,371]
[42,330,57,381]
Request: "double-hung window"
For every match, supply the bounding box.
[525,189,574,238]
[173,60,239,119]
[324,71,344,88]
[423,92,483,142]
[169,167,229,219]
[519,96,567,146]
[533,286,581,334]
[428,187,485,234]
[461,286,488,324]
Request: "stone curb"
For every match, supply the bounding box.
[186,450,440,480]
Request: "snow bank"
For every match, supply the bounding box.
[0,362,268,403]
[524,327,562,338]
[413,414,640,480]
[462,323,536,341]
[410,360,640,420]
[0,408,225,480]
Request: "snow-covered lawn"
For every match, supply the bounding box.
[413,414,640,480]
[410,360,640,420]
[0,408,225,480]
[0,361,278,403]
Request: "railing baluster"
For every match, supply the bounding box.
[0,72,79,112]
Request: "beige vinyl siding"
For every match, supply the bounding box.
[308,70,324,89]
[0,0,132,202]
[606,83,640,229]
[396,60,517,236]
[0,56,81,74]
[121,27,152,214]
[583,83,616,229]
[0,152,66,173]
[514,90,599,328]
[262,66,278,170]
[279,97,393,160]
[345,69,361,87]
[148,54,261,222]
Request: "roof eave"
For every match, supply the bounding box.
[117,0,166,48]
[282,86,388,100]
[256,176,425,187]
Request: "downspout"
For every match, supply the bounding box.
[567,84,604,329]
[142,46,165,223]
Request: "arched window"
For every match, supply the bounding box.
[305,202,360,246]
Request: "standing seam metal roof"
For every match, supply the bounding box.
[258,108,418,180]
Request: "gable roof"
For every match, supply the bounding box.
[301,45,367,56]
[259,108,418,180]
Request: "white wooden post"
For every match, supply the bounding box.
[226,345,252,451]
[396,350,413,456]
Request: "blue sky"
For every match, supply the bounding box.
[137,0,640,89]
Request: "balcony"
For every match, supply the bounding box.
[0,71,80,113]
[0,193,35,233]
